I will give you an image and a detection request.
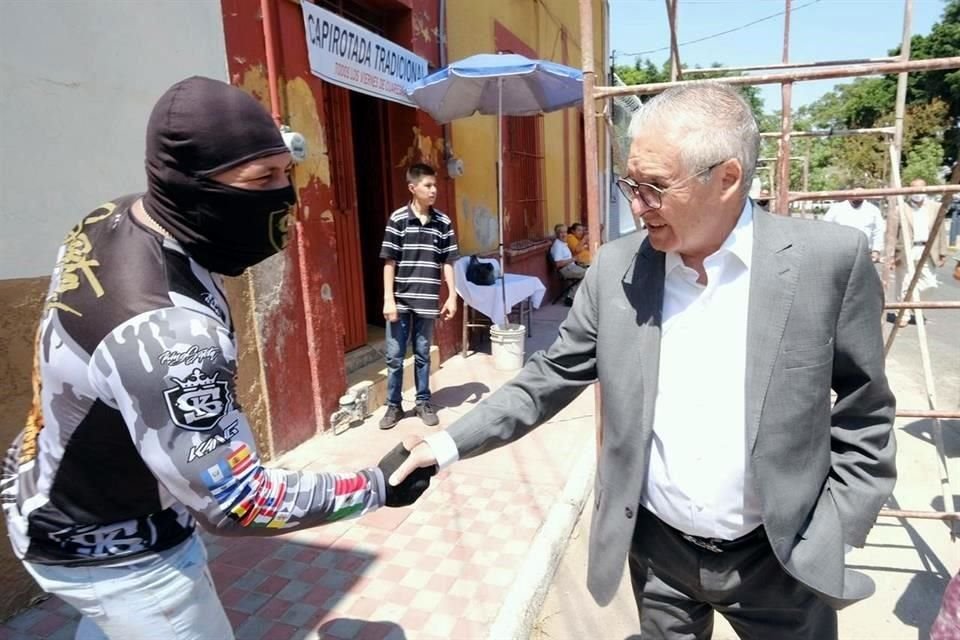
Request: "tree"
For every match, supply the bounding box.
[896,0,960,164]
[612,58,765,121]
[614,58,668,87]
[787,1,958,191]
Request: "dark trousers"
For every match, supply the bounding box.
[629,507,837,640]
[385,312,435,407]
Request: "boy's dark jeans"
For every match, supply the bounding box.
[385,311,435,407]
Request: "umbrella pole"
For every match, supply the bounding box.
[497,77,508,328]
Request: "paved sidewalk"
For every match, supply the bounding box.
[0,304,593,640]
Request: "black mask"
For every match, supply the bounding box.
[142,76,294,276]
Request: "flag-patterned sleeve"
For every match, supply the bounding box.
[89,306,385,535]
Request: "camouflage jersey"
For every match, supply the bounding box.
[1,197,385,566]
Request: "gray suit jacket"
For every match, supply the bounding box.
[446,204,897,610]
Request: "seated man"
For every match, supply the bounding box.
[566,222,592,265]
[551,223,586,305]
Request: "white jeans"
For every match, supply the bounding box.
[899,245,940,300]
[22,534,233,640]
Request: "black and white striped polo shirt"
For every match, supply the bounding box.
[379,205,459,317]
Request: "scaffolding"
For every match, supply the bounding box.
[578,0,960,530]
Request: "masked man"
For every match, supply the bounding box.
[2,77,432,640]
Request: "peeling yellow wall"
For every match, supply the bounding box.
[229,66,342,454]
[445,0,608,255]
[396,126,445,171]
[284,76,331,196]
[0,278,47,619]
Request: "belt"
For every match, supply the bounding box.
[679,526,765,554]
[640,507,766,554]
[913,241,926,246]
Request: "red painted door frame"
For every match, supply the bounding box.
[220,0,459,452]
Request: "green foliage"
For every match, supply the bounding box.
[614,58,668,86]
[903,138,945,184]
[789,1,958,190]
[612,58,765,121]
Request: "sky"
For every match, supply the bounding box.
[609,0,948,112]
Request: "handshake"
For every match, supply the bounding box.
[376,437,439,507]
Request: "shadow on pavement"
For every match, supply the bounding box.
[900,418,960,458]
[430,381,490,409]
[319,617,407,639]
[853,496,953,640]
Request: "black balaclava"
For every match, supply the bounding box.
[143,76,296,276]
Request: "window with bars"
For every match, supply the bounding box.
[504,115,546,246]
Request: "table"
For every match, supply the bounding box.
[454,257,547,355]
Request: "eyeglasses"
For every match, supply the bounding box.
[616,161,725,210]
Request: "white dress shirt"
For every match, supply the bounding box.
[641,201,762,540]
[823,200,885,252]
[425,203,763,540]
[911,202,930,243]
[551,238,574,263]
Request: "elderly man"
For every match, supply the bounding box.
[387,83,896,639]
[897,178,948,326]
[551,223,586,304]
[2,77,431,640]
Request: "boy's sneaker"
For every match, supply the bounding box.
[415,402,439,427]
[379,405,404,430]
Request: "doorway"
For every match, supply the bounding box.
[350,91,392,336]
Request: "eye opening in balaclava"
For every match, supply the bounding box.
[142,76,297,276]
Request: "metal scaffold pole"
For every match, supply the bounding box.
[882,0,915,296]
[579,0,603,457]
[776,0,793,215]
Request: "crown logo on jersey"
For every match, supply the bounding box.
[164,369,230,432]
[172,369,219,391]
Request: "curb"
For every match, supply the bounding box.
[487,436,597,640]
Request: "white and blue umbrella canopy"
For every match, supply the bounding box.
[406,53,583,123]
[406,53,583,327]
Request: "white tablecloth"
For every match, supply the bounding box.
[454,257,546,326]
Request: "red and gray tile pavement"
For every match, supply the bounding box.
[1,304,594,640]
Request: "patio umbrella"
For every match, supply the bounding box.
[406,53,583,326]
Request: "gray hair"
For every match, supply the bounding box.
[627,83,760,196]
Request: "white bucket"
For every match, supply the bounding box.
[490,323,526,370]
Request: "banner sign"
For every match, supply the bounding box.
[301,3,428,107]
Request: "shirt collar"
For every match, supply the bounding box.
[407,203,433,222]
[665,199,754,275]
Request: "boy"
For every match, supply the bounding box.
[379,163,459,429]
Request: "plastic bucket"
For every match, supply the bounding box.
[490,323,526,370]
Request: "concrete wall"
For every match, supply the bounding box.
[0,0,228,621]
[445,0,608,256]
[0,0,228,279]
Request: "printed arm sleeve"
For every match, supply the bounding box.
[90,307,384,536]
